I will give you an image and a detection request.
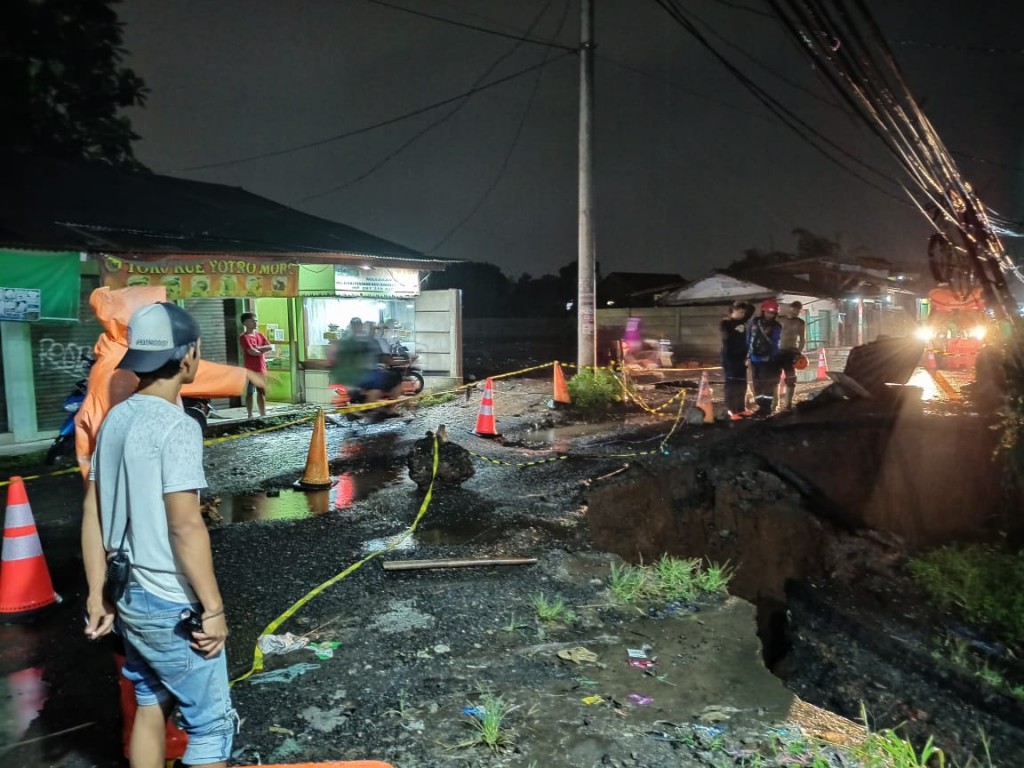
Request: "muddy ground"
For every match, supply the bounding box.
[4,372,1022,767]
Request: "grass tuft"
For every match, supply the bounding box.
[566,367,621,410]
[458,685,517,753]
[609,555,733,605]
[532,592,576,623]
[908,543,1024,648]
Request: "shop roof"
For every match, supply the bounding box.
[0,152,451,267]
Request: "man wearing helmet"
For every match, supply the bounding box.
[747,299,783,416]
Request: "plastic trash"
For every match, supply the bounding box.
[626,648,648,659]
[462,706,484,719]
[627,693,653,706]
[629,659,656,669]
[256,632,310,656]
[307,641,341,660]
[249,662,321,685]
[581,695,604,705]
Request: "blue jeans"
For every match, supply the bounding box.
[118,584,235,765]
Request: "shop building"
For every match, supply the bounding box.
[0,152,459,448]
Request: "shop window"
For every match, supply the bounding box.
[304,297,415,360]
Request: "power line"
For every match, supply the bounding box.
[296,0,565,204]
[895,39,1024,55]
[366,0,575,51]
[176,53,575,173]
[427,0,572,253]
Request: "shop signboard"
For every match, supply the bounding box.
[100,254,299,299]
[334,266,419,298]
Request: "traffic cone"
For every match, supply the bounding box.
[925,348,938,371]
[116,653,188,760]
[696,371,714,424]
[0,477,61,622]
[816,348,829,381]
[295,409,332,490]
[551,361,572,406]
[472,378,501,438]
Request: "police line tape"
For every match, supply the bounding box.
[1,359,702,486]
[231,434,441,685]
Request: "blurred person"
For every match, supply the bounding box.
[776,301,806,411]
[721,301,753,420]
[82,302,234,768]
[238,312,272,419]
[329,317,373,399]
[75,287,265,481]
[747,299,782,417]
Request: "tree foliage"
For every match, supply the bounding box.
[0,0,148,167]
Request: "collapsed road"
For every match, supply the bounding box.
[1,352,1021,767]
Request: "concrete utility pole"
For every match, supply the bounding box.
[577,0,596,368]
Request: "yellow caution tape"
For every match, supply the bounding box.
[0,465,80,488]
[231,434,440,686]
[202,414,316,446]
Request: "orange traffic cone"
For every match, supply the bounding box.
[551,361,572,406]
[472,378,501,438]
[696,371,714,424]
[0,477,61,621]
[116,653,189,760]
[816,348,829,381]
[295,409,332,490]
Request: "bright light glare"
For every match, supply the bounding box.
[970,325,987,340]
[914,326,934,341]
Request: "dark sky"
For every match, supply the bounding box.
[118,0,1024,281]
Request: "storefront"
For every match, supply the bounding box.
[0,249,87,444]
[98,253,461,406]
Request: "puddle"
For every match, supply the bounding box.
[361,516,502,554]
[215,467,402,523]
[523,422,625,452]
[1,666,47,745]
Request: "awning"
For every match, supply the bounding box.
[0,249,81,322]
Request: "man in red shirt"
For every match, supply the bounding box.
[239,312,272,418]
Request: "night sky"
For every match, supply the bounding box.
[118,1,1024,280]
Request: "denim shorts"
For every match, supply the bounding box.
[118,583,236,765]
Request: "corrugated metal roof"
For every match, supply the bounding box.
[0,152,451,266]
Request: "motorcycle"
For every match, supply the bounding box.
[389,341,424,395]
[181,396,214,434]
[45,352,95,466]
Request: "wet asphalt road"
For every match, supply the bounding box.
[0,378,659,765]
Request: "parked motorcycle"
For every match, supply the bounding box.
[181,396,214,434]
[45,352,95,466]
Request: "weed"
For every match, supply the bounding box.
[1011,685,1024,700]
[501,613,527,633]
[697,560,735,594]
[908,543,1024,647]
[608,555,733,605]
[566,367,621,410]
[457,685,517,753]
[532,592,575,623]
[976,662,1005,688]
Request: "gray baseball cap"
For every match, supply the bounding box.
[119,302,201,373]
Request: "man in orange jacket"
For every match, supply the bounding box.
[74,286,267,479]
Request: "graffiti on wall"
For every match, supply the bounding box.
[38,338,91,378]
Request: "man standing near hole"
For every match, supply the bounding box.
[82,302,235,768]
[777,301,806,411]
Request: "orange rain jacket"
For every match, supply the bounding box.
[74,286,248,477]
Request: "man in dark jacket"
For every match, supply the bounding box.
[747,299,782,416]
[720,301,752,419]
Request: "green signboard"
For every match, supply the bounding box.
[0,249,81,322]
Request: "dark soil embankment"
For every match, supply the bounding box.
[585,405,1024,764]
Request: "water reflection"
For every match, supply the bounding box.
[215,467,401,523]
[0,666,47,746]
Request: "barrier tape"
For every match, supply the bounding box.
[203,414,316,447]
[231,434,440,686]
[467,451,570,469]
[0,466,79,488]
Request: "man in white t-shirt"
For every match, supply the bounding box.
[81,302,234,768]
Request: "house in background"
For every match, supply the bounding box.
[597,272,686,309]
[0,152,458,449]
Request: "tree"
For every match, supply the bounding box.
[424,262,513,317]
[0,0,148,167]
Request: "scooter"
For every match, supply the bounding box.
[45,352,95,466]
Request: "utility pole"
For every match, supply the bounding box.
[577,0,596,367]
